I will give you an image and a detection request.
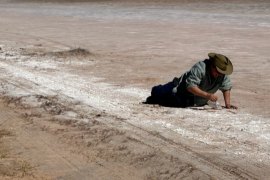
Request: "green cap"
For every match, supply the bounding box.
[208,53,233,75]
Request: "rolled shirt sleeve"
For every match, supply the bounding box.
[185,62,205,89]
[219,75,232,91]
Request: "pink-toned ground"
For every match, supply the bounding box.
[0,1,269,179]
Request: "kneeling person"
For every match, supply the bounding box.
[146,53,237,109]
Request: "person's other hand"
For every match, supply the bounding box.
[207,93,218,102]
[226,105,238,109]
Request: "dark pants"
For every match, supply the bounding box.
[146,81,194,108]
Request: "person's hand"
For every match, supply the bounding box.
[225,105,238,109]
[207,93,218,102]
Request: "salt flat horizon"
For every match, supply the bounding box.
[1,0,270,28]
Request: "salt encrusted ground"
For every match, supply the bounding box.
[0,1,269,179]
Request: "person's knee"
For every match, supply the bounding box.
[151,85,162,97]
[151,82,175,97]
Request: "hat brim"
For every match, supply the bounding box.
[216,63,233,75]
[208,53,233,75]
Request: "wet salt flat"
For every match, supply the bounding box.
[1,1,270,27]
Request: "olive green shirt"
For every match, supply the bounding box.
[176,59,232,106]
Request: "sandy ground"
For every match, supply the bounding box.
[0,0,270,179]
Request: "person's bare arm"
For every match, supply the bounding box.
[187,86,218,102]
[222,90,238,109]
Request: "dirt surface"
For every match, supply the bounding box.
[0,0,270,179]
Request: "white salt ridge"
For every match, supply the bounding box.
[116,87,149,100]
[18,58,58,70]
[0,60,131,115]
